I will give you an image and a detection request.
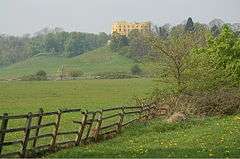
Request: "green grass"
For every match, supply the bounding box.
[0,78,158,155]
[0,79,156,115]
[49,115,240,158]
[0,47,136,79]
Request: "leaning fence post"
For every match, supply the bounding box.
[51,109,62,148]
[117,107,125,133]
[139,104,144,119]
[75,111,88,146]
[94,110,103,141]
[84,112,95,144]
[21,112,33,157]
[0,113,9,155]
[33,108,44,148]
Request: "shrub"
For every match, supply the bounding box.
[68,70,84,77]
[20,70,47,81]
[94,72,138,79]
[153,88,240,117]
[131,64,142,75]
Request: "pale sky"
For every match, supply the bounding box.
[0,0,239,36]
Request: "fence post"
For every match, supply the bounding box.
[21,112,33,157]
[84,112,95,144]
[51,109,62,148]
[94,110,103,142]
[33,108,44,148]
[139,104,144,119]
[75,112,88,146]
[0,113,9,155]
[117,107,125,133]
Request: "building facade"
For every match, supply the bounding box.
[112,21,151,36]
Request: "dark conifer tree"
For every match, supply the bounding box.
[185,17,195,32]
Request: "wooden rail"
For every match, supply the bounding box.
[0,103,157,157]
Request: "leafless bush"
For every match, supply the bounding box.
[151,88,240,117]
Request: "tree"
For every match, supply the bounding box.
[127,30,151,60]
[203,25,240,83]
[211,25,221,37]
[97,32,109,46]
[185,17,195,32]
[109,32,128,51]
[154,25,169,39]
[149,25,208,92]
[131,64,142,75]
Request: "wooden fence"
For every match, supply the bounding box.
[0,103,157,158]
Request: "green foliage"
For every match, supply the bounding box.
[21,70,47,81]
[0,30,109,66]
[94,71,137,79]
[154,24,170,39]
[211,25,240,81]
[68,70,84,77]
[194,25,240,88]
[109,32,128,51]
[127,30,151,60]
[131,64,142,75]
[149,24,209,93]
[211,25,221,37]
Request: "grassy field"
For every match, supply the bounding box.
[0,78,157,155]
[0,78,156,115]
[49,115,240,158]
[0,47,136,79]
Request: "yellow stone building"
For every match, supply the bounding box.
[112,21,151,36]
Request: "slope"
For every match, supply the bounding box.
[0,47,136,79]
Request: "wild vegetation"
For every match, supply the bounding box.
[110,17,240,117]
[0,17,240,158]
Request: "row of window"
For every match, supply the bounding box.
[113,25,147,28]
[113,28,149,33]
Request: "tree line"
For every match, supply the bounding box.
[110,17,240,92]
[0,30,109,66]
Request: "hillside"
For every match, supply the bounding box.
[0,47,136,79]
[49,115,240,158]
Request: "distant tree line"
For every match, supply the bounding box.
[0,30,109,66]
[110,17,240,62]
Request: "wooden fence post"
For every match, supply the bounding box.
[0,113,9,155]
[75,112,88,146]
[21,112,33,157]
[117,107,125,133]
[51,109,62,148]
[33,108,44,148]
[94,110,103,141]
[84,112,95,144]
[139,104,144,119]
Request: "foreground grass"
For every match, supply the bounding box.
[0,47,136,79]
[49,115,240,158]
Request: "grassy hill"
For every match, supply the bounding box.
[0,47,136,79]
[49,115,240,158]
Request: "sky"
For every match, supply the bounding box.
[0,0,239,36]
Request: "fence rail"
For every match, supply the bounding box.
[0,103,157,158]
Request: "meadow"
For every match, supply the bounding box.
[0,78,155,115]
[0,47,136,79]
[49,115,240,158]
